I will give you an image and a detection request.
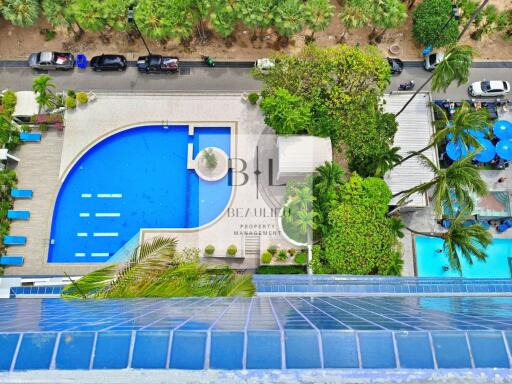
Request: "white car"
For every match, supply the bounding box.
[424,52,444,71]
[255,58,275,74]
[468,80,510,97]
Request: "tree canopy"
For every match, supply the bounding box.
[412,0,460,47]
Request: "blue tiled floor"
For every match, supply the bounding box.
[2,296,512,370]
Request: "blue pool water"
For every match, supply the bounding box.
[415,236,512,278]
[48,125,232,263]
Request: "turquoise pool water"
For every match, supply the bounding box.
[48,125,232,263]
[415,236,512,278]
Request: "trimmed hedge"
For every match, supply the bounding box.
[255,265,307,274]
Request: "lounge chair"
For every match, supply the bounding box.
[7,210,30,220]
[478,220,491,230]
[441,219,451,228]
[3,236,26,245]
[463,220,478,227]
[497,223,510,233]
[0,256,24,266]
[10,189,32,198]
[20,132,42,142]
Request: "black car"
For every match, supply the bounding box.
[90,54,127,71]
[387,57,403,75]
[137,55,179,73]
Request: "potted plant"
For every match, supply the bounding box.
[204,244,215,256]
[227,244,238,256]
[261,251,272,264]
[203,148,218,170]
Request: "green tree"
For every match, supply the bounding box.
[134,0,174,40]
[322,174,398,275]
[303,0,334,39]
[373,146,403,177]
[32,74,56,111]
[338,0,369,41]
[412,0,460,48]
[407,208,491,272]
[394,154,488,216]
[273,0,304,41]
[396,100,488,165]
[70,0,106,33]
[236,0,276,40]
[210,0,237,39]
[102,0,130,32]
[383,251,404,276]
[395,44,475,117]
[260,88,312,135]
[470,4,500,40]
[61,237,255,298]
[2,0,40,27]
[370,0,408,43]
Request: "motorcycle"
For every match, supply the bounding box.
[398,80,415,91]
[201,55,215,67]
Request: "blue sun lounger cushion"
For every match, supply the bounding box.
[497,223,509,233]
[0,256,24,266]
[10,189,33,198]
[3,236,26,245]
[7,210,30,220]
[20,132,42,142]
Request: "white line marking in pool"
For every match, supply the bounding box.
[91,253,109,257]
[77,233,88,237]
[97,194,123,198]
[95,213,121,217]
[79,213,90,217]
[93,232,119,237]
[74,253,86,257]
[81,194,92,198]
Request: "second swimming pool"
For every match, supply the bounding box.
[48,125,232,263]
[415,235,512,278]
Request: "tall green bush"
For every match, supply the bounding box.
[412,0,459,47]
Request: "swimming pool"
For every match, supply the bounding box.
[415,236,512,278]
[48,125,232,263]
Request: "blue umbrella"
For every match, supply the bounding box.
[446,140,469,161]
[493,120,512,140]
[496,139,512,160]
[474,138,495,163]
[447,128,488,141]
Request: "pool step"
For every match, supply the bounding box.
[243,235,260,257]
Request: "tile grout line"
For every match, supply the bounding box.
[428,332,439,369]
[127,330,136,368]
[88,332,98,370]
[501,331,512,369]
[267,297,286,370]
[165,330,173,369]
[242,297,254,370]
[465,332,476,369]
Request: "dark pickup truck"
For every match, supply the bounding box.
[136,55,179,73]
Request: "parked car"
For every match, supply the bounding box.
[255,58,275,74]
[28,51,75,70]
[387,57,403,75]
[423,52,444,71]
[90,54,127,71]
[469,80,511,97]
[137,55,179,73]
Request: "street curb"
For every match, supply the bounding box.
[1,60,511,69]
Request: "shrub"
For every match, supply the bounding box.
[40,28,56,41]
[76,92,88,104]
[412,0,459,48]
[255,265,307,274]
[294,252,307,264]
[39,124,48,132]
[175,247,200,264]
[67,89,76,98]
[260,251,272,264]
[204,244,215,255]
[248,92,259,105]
[227,244,238,256]
[31,114,64,124]
[277,249,287,261]
[288,248,297,256]
[267,244,278,255]
[65,96,76,109]
[1,90,17,115]
[203,148,218,170]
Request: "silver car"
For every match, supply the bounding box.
[28,51,75,70]
[424,52,444,71]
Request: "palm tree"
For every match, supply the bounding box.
[2,0,40,27]
[394,153,488,216]
[370,0,407,43]
[70,0,106,33]
[374,146,403,177]
[338,0,369,42]
[313,161,345,192]
[303,0,334,40]
[407,208,491,272]
[395,44,475,117]
[394,100,488,166]
[61,237,255,298]
[32,74,56,111]
[42,0,84,38]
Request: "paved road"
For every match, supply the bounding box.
[0,64,510,100]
